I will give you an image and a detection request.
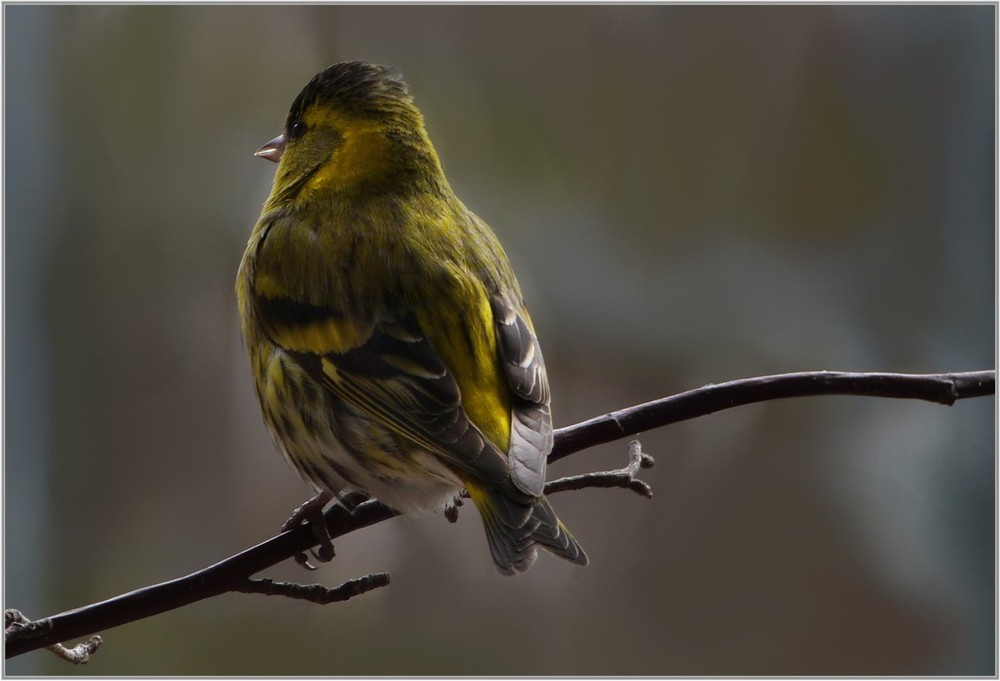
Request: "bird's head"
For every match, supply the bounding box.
[258,61,443,203]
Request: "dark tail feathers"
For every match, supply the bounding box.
[468,482,588,575]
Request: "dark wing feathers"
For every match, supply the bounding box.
[255,288,511,484]
[490,296,552,497]
[324,321,511,484]
[490,296,549,404]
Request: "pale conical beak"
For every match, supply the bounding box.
[255,134,285,163]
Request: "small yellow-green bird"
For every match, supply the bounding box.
[236,61,587,574]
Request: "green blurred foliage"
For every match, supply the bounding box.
[5,4,994,675]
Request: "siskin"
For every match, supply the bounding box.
[236,61,587,575]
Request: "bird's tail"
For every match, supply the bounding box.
[466,481,588,575]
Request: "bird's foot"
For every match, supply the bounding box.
[282,491,335,570]
[337,490,370,513]
[444,494,464,523]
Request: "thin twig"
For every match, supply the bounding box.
[46,636,104,664]
[5,369,994,660]
[5,610,102,665]
[236,573,390,604]
[546,440,654,498]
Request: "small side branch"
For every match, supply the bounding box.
[5,610,102,665]
[546,440,654,498]
[45,636,103,665]
[237,573,390,605]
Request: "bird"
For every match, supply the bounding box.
[236,60,587,575]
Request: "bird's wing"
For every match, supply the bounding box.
[489,295,552,497]
[248,221,513,487]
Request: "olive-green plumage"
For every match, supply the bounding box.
[237,61,587,574]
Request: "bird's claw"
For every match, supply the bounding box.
[444,495,464,523]
[283,491,335,570]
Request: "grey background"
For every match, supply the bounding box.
[5,4,995,675]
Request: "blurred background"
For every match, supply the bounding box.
[4,5,995,675]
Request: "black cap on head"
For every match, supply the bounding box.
[288,61,412,123]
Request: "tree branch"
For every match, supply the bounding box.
[549,370,994,462]
[5,369,993,660]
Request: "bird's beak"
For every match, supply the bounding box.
[255,134,286,163]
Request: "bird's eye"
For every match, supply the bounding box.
[288,121,307,140]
